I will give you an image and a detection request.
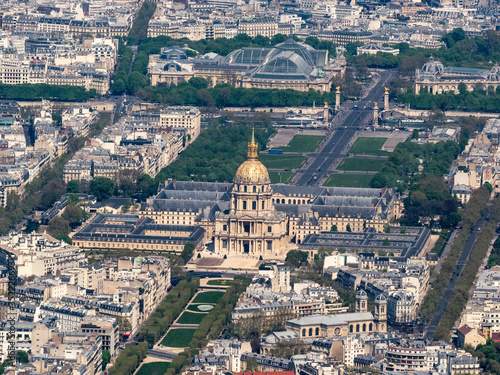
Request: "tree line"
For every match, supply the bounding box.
[369,140,462,228]
[466,339,500,374]
[165,276,251,375]
[108,278,200,375]
[419,187,491,322]
[0,113,110,236]
[112,32,355,102]
[0,83,98,102]
[127,0,157,45]
[433,197,500,341]
[398,87,500,112]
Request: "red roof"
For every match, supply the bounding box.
[492,332,500,343]
[457,325,472,336]
[235,372,295,375]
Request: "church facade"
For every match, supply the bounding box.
[286,290,388,338]
[213,130,289,255]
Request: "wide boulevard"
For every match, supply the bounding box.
[294,70,395,186]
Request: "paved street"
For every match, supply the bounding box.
[294,70,395,186]
[424,211,489,340]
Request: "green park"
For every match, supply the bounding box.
[161,328,196,347]
[191,291,224,304]
[136,362,170,375]
[176,311,209,324]
[336,158,386,172]
[259,155,307,169]
[348,137,388,156]
[282,135,324,152]
[324,174,373,188]
[269,171,296,184]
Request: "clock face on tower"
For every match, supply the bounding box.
[334,327,341,336]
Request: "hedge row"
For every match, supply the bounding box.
[165,276,251,375]
[108,278,199,375]
[419,187,490,321]
[107,342,148,375]
[434,197,500,341]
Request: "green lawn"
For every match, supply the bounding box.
[176,311,208,324]
[323,174,373,188]
[269,171,295,184]
[192,291,225,304]
[259,155,307,169]
[187,304,215,312]
[337,158,385,172]
[161,329,196,347]
[348,137,389,156]
[136,362,170,375]
[282,135,324,152]
[207,279,233,285]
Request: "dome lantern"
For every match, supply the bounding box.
[233,128,270,185]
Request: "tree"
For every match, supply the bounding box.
[48,216,70,238]
[188,77,209,90]
[346,224,352,232]
[90,177,115,201]
[484,182,493,194]
[285,250,309,268]
[62,203,86,228]
[66,180,80,194]
[330,225,338,231]
[458,82,468,95]
[16,350,29,364]
[24,219,40,233]
[384,224,391,233]
[383,238,390,246]
[102,350,111,370]
[246,357,259,371]
[180,241,196,264]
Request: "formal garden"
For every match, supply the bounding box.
[348,137,389,156]
[282,134,325,153]
[136,362,170,375]
[161,329,197,348]
[191,291,225,304]
[323,174,374,188]
[336,158,386,172]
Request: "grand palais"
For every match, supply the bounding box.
[148,38,346,92]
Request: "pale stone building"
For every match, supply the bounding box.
[214,130,289,255]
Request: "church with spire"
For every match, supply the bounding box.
[213,129,289,256]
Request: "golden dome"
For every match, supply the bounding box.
[234,128,271,185]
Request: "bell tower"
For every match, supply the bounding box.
[374,294,387,333]
[355,289,368,313]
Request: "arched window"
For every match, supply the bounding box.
[350,325,353,333]
[252,201,256,210]
[315,327,319,335]
[381,306,385,313]
[253,186,256,193]
[288,199,291,204]
[369,323,373,331]
[309,328,313,336]
[356,324,360,333]
[302,329,306,337]
[362,301,365,309]
[362,323,366,332]
[293,199,296,204]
